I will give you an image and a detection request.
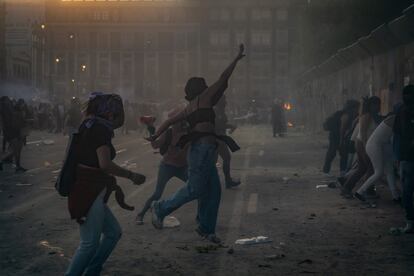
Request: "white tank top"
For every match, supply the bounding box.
[366,121,392,146]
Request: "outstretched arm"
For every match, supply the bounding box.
[147,109,187,141]
[204,44,246,105]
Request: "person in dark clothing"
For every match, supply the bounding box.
[64,97,82,136]
[322,100,360,175]
[393,85,414,233]
[215,95,240,188]
[271,99,286,137]
[0,97,27,173]
[65,92,146,276]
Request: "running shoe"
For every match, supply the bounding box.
[196,227,222,244]
[354,192,366,202]
[150,202,163,229]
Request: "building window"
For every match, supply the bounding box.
[276,54,289,76]
[234,8,246,21]
[210,8,230,21]
[251,31,272,47]
[210,31,230,47]
[252,9,272,21]
[276,29,288,49]
[93,11,109,21]
[276,10,288,21]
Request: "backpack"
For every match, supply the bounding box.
[323,111,343,131]
[55,132,80,197]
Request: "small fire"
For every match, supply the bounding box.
[284,103,292,110]
[287,122,294,127]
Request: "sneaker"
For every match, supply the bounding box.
[337,176,345,187]
[196,227,222,244]
[135,214,144,225]
[403,221,414,234]
[225,179,241,189]
[354,192,366,202]
[15,166,27,173]
[150,202,163,230]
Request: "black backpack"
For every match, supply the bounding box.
[55,132,80,197]
[323,111,343,131]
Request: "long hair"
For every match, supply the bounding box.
[185,77,208,101]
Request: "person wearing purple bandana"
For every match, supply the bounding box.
[65,92,146,276]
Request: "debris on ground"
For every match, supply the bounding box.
[298,259,313,265]
[176,245,189,251]
[163,216,180,228]
[15,183,33,186]
[282,177,290,183]
[316,184,328,189]
[258,264,272,268]
[272,207,279,211]
[42,139,55,145]
[44,161,51,167]
[293,173,299,177]
[235,236,272,245]
[310,213,316,217]
[265,254,285,260]
[51,169,61,174]
[227,248,234,254]
[194,244,220,253]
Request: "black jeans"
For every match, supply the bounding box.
[323,132,341,174]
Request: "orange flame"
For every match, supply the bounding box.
[284,103,292,110]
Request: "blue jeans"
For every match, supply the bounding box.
[401,161,414,221]
[154,143,221,234]
[138,162,188,217]
[65,190,122,276]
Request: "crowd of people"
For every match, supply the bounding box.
[322,85,414,233]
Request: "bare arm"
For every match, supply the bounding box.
[150,109,187,140]
[97,146,145,184]
[203,44,246,105]
[359,114,370,144]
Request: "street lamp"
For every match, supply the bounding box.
[55,57,60,63]
[81,64,86,72]
[41,24,45,29]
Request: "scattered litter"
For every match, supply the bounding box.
[316,185,328,189]
[52,169,61,174]
[279,242,286,247]
[272,207,279,211]
[282,177,290,183]
[293,173,299,177]
[339,206,347,210]
[227,248,234,254]
[116,149,127,154]
[235,236,272,245]
[195,244,220,253]
[298,259,313,265]
[310,213,316,217]
[42,139,55,145]
[265,254,285,260]
[38,240,66,258]
[258,264,272,268]
[163,216,180,228]
[176,245,189,251]
[44,161,51,167]
[15,183,32,187]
